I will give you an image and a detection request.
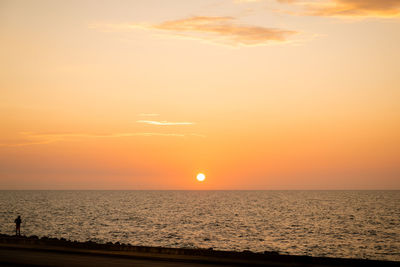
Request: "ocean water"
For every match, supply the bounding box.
[0,190,399,261]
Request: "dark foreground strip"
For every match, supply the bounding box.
[0,235,398,267]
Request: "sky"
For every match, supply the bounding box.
[0,0,399,189]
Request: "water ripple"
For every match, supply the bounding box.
[0,190,399,261]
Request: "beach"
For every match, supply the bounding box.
[0,235,398,267]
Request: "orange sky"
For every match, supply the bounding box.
[1,0,399,189]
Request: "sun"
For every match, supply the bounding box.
[196,173,206,182]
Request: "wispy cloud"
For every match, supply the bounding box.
[0,131,204,147]
[137,120,195,126]
[234,0,261,2]
[233,0,400,18]
[90,16,297,46]
[24,132,187,138]
[277,0,400,18]
[0,138,61,147]
[153,16,297,46]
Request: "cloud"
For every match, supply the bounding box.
[277,0,400,18]
[90,16,297,46]
[137,120,194,126]
[0,138,61,147]
[26,132,187,138]
[234,0,262,2]
[0,131,204,147]
[152,16,297,45]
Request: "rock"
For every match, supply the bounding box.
[264,251,279,255]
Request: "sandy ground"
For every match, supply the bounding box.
[0,244,279,267]
[0,247,243,267]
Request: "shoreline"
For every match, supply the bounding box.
[0,234,398,266]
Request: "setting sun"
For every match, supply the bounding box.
[0,1,399,192]
[196,173,206,182]
[0,1,399,265]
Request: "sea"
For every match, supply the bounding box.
[0,190,399,261]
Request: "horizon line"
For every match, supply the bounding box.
[0,189,398,191]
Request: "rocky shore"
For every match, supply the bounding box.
[0,234,397,266]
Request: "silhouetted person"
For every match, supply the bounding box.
[15,216,21,236]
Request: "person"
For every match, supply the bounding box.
[15,216,22,236]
